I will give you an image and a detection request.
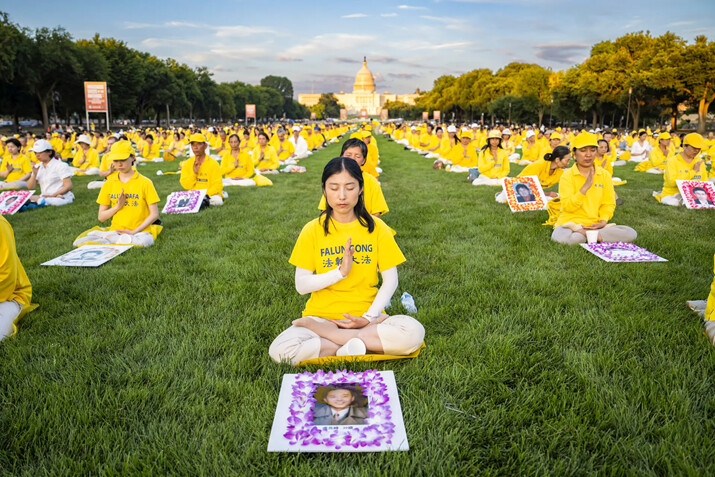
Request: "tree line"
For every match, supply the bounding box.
[0,12,310,130]
[402,32,714,133]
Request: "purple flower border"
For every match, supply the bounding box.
[165,190,202,213]
[283,369,394,449]
[584,241,664,262]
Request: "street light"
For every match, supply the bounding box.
[549,97,554,128]
[508,102,512,125]
[218,101,222,122]
[625,86,632,131]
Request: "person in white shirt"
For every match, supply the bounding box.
[628,130,652,162]
[288,125,310,159]
[26,139,74,206]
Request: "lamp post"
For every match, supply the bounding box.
[218,101,222,122]
[549,97,554,128]
[625,86,632,131]
[508,102,512,125]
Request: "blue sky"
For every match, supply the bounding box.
[3,0,713,97]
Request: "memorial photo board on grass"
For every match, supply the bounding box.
[677,180,715,209]
[0,190,34,215]
[162,189,206,214]
[501,176,547,212]
[268,369,408,453]
[580,242,668,263]
[42,245,132,267]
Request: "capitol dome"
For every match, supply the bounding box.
[352,57,376,94]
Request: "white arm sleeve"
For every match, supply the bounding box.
[364,266,398,320]
[294,266,345,295]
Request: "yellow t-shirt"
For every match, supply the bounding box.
[447,144,478,167]
[658,153,708,199]
[96,171,160,237]
[1,154,32,182]
[556,164,615,227]
[520,141,542,163]
[318,171,389,216]
[275,139,296,160]
[220,150,254,179]
[141,142,160,159]
[180,155,223,197]
[72,149,99,171]
[519,158,563,189]
[478,148,510,178]
[252,145,279,170]
[0,215,32,306]
[289,216,405,320]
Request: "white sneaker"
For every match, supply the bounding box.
[336,338,367,357]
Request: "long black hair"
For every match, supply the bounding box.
[320,157,375,236]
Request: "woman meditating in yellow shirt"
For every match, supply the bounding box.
[473,129,510,186]
[551,132,637,245]
[163,132,186,161]
[73,141,161,248]
[654,133,709,206]
[0,138,32,190]
[71,134,100,175]
[252,132,279,173]
[269,157,424,365]
[635,132,672,174]
[221,134,256,187]
[318,138,388,217]
[444,131,478,172]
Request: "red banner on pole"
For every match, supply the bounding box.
[422,111,429,121]
[84,82,107,112]
[340,109,348,121]
[245,104,256,119]
[433,110,441,121]
[360,109,368,119]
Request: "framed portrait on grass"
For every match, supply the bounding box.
[677,180,715,209]
[268,369,408,452]
[41,245,132,267]
[162,189,206,214]
[580,242,668,263]
[501,176,547,212]
[0,190,35,215]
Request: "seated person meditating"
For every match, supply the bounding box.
[654,133,710,206]
[220,133,256,187]
[26,139,74,206]
[551,132,637,245]
[252,132,279,173]
[0,215,32,341]
[269,157,424,365]
[73,141,162,248]
[180,133,224,206]
[0,138,32,190]
[472,129,510,186]
[318,138,388,217]
[71,134,100,175]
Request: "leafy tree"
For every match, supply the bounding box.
[316,93,343,119]
[680,35,715,133]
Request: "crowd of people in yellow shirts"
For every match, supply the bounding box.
[1,119,714,353]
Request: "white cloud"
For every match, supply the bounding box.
[398,4,428,10]
[381,13,398,17]
[281,34,376,57]
[214,25,276,37]
[416,41,474,50]
[342,13,368,18]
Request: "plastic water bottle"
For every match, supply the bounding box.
[400,292,417,314]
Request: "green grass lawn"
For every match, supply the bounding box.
[1,135,714,475]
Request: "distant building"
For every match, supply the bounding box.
[298,57,419,116]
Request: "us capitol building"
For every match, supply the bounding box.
[298,57,419,116]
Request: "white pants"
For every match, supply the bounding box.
[472,175,500,186]
[209,195,224,206]
[87,180,105,189]
[73,167,100,175]
[508,153,520,163]
[0,300,22,340]
[269,315,425,365]
[612,160,627,166]
[495,191,507,203]
[294,153,310,160]
[425,152,440,159]
[551,225,638,245]
[222,178,255,187]
[0,180,28,190]
[73,230,155,247]
[37,192,74,206]
[660,193,683,206]
[645,168,663,174]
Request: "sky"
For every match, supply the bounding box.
[3,0,714,98]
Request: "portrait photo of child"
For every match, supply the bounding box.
[312,385,369,426]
